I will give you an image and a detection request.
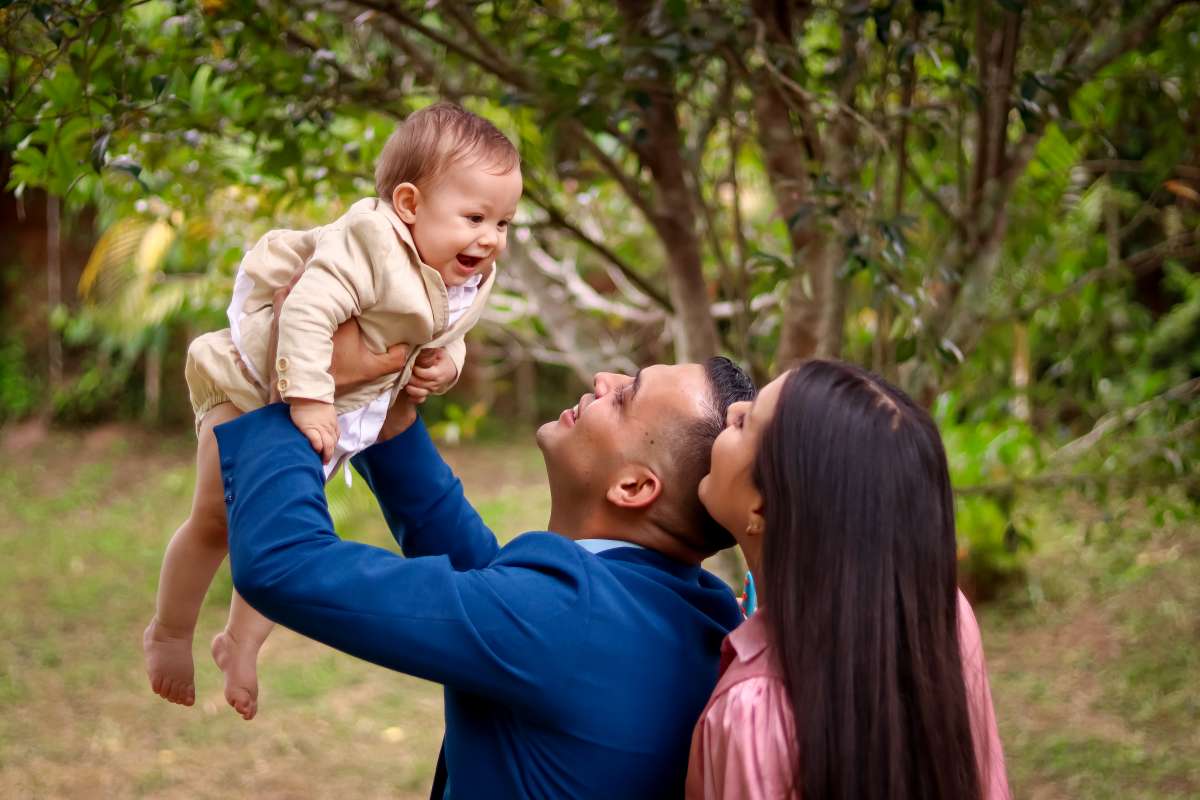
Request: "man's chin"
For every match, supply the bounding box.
[533,419,558,451]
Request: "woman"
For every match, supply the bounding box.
[687,360,1010,800]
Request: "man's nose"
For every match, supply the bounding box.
[593,371,631,397]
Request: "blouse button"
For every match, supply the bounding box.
[277,378,289,392]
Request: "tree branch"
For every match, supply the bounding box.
[345,0,531,89]
[954,471,1200,498]
[1051,377,1200,464]
[988,231,1200,325]
[522,186,674,312]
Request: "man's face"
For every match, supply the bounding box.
[536,364,710,504]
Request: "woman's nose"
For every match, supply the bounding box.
[726,401,749,427]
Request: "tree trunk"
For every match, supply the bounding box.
[46,194,62,398]
[752,82,821,366]
[144,343,162,424]
[616,0,718,363]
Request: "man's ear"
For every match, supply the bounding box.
[605,465,662,511]
[392,183,421,224]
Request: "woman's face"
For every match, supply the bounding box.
[699,370,789,543]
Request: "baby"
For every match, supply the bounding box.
[143,103,522,720]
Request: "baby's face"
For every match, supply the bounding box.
[399,162,522,287]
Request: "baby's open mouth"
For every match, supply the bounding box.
[456,254,482,269]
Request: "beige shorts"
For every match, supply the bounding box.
[184,328,270,432]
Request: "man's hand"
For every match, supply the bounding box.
[378,393,419,442]
[405,347,458,404]
[264,263,418,444]
[290,398,339,463]
[331,319,411,393]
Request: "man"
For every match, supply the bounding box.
[215,320,755,798]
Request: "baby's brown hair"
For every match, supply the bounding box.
[374,102,520,199]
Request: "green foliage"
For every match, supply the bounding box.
[935,391,1040,596]
[2,0,1198,592]
[0,337,40,421]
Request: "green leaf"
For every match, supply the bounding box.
[937,337,965,365]
[31,2,52,25]
[108,156,142,179]
[913,0,945,18]
[89,132,111,173]
[190,63,213,114]
[873,7,892,45]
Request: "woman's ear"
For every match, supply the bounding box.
[744,495,766,540]
[392,183,421,224]
[605,466,663,510]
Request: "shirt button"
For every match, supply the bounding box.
[224,492,233,504]
[277,378,289,392]
[276,357,289,371]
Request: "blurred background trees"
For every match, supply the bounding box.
[2,0,1198,593]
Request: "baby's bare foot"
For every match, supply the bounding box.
[211,629,259,720]
[143,618,196,707]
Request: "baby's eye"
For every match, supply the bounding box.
[498,220,510,229]
[467,214,484,224]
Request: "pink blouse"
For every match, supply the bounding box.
[686,591,1011,799]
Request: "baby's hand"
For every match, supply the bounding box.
[290,399,338,463]
[405,348,458,404]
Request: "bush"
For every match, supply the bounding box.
[0,338,41,423]
[935,391,1040,600]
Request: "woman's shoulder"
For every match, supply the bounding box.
[689,667,797,799]
[705,673,790,724]
[703,614,794,732]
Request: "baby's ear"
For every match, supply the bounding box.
[392,183,420,224]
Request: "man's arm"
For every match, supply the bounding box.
[351,416,500,569]
[215,403,584,706]
[264,271,497,567]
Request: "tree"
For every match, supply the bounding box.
[2,1,1197,559]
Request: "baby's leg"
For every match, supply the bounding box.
[143,402,241,707]
[210,591,273,720]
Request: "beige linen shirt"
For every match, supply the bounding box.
[228,197,494,416]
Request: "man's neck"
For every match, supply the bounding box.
[547,503,707,565]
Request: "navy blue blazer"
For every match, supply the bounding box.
[215,403,741,799]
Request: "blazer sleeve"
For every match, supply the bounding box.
[274,213,393,404]
[350,417,500,570]
[215,404,586,709]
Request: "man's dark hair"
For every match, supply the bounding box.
[651,357,756,553]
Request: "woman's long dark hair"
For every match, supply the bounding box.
[758,360,982,800]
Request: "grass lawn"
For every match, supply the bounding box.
[0,421,1196,798]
